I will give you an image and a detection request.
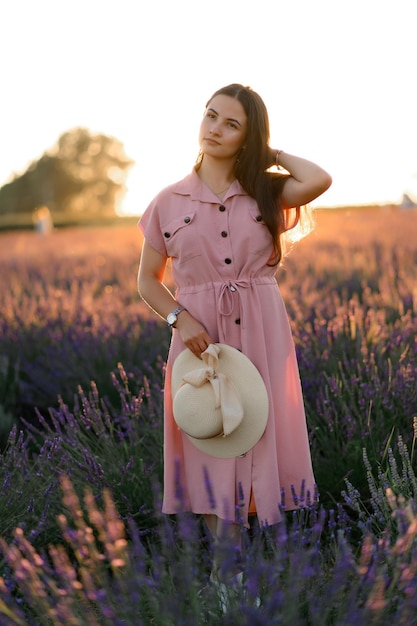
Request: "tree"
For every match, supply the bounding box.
[0,128,134,220]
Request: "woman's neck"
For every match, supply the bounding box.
[197,157,236,197]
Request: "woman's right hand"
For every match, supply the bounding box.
[138,240,213,357]
[175,311,213,358]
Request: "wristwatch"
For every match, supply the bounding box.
[167,307,186,328]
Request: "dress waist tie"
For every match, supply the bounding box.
[177,277,277,351]
[218,279,252,339]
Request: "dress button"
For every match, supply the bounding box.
[225,258,232,264]
[256,215,262,222]
[219,205,226,212]
[221,231,228,238]
[164,232,170,238]
[235,318,241,325]
[184,216,191,223]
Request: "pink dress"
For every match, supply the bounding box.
[139,168,316,527]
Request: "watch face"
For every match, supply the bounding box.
[167,312,176,326]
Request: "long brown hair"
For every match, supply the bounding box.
[200,84,304,265]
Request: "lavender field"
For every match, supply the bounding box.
[0,208,416,624]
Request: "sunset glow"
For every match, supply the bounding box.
[1,0,416,215]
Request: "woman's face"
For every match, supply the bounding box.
[199,94,247,161]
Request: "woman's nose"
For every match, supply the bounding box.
[209,124,220,136]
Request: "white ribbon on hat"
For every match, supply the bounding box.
[180,344,244,437]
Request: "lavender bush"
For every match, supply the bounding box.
[0,210,416,622]
[0,364,164,549]
[0,225,169,429]
[1,466,417,624]
[280,214,417,503]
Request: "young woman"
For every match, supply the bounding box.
[138,83,332,586]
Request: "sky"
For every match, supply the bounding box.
[0,0,416,214]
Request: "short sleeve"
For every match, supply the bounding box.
[138,198,167,257]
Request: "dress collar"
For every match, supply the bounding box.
[172,167,247,203]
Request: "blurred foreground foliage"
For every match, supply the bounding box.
[2,447,417,624]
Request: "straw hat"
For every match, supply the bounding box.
[171,343,269,458]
